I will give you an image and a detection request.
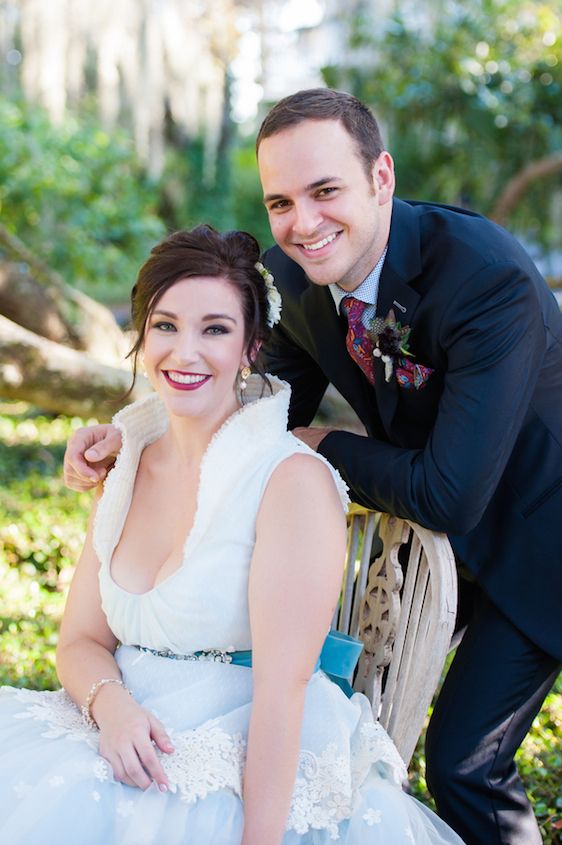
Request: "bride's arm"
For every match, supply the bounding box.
[242,453,347,845]
[56,493,173,791]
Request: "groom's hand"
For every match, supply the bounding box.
[291,426,339,452]
[63,424,123,491]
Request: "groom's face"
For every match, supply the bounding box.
[258,118,394,292]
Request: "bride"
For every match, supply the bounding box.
[0,225,464,844]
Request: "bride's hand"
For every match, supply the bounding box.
[93,686,174,791]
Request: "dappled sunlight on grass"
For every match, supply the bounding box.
[0,407,91,688]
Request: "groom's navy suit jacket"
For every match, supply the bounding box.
[263,198,562,662]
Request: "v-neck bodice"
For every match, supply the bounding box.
[93,376,349,654]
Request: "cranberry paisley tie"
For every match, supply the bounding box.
[342,297,375,385]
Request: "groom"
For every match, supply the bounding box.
[64,89,562,845]
[256,89,562,845]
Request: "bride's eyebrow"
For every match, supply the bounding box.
[203,313,237,324]
[150,309,237,324]
[152,309,177,318]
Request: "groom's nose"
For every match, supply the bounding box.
[291,199,323,239]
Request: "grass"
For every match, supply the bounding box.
[1,403,561,842]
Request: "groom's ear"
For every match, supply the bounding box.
[371,152,395,204]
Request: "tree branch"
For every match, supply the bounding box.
[0,314,150,420]
[490,153,562,227]
[0,225,130,366]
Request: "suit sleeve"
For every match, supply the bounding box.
[318,262,545,534]
[264,321,330,430]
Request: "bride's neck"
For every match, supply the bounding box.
[161,400,241,466]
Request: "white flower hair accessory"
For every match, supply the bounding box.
[255,261,282,327]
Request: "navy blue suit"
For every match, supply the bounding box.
[263,198,562,844]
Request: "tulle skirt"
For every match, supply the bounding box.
[0,646,464,844]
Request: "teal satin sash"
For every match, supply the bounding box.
[133,630,364,698]
[229,630,364,698]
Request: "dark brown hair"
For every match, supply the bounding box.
[128,225,271,391]
[256,88,385,178]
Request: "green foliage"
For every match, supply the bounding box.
[231,141,275,253]
[0,97,273,306]
[159,136,234,232]
[323,0,562,247]
[0,97,165,303]
[158,134,273,254]
[0,408,92,688]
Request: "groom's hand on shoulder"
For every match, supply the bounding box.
[291,426,340,452]
[63,423,123,491]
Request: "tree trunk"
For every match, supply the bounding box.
[0,314,150,420]
[0,262,74,346]
[0,224,130,366]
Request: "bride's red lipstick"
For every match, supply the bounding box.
[162,371,211,391]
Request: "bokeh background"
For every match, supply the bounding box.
[0,1,561,841]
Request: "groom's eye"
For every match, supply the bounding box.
[268,199,290,212]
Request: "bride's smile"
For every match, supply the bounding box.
[143,276,248,432]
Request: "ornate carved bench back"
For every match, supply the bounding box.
[333,507,457,765]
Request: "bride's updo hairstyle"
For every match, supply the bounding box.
[128,225,271,390]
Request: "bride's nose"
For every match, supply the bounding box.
[170,328,201,366]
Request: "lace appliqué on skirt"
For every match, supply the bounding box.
[352,721,407,787]
[7,688,246,802]
[288,721,407,840]
[6,687,407,839]
[10,687,98,748]
[163,724,245,803]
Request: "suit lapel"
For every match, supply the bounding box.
[374,200,422,437]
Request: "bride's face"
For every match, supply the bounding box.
[142,276,248,423]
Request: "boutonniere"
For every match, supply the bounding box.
[369,308,414,383]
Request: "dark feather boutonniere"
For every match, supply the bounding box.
[369,309,414,383]
[369,309,435,390]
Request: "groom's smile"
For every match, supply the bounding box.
[296,230,343,260]
[257,118,394,292]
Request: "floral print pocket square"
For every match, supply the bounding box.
[395,357,434,390]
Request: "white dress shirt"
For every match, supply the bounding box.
[329,247,388,328]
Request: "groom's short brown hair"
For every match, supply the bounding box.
[256,88,385,178]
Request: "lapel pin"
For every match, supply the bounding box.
[392,300,407,313]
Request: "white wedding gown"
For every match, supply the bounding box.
[0,377,465,844]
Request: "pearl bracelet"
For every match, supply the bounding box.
[81,678,130,728]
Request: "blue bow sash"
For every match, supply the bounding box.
[229,630,363,698]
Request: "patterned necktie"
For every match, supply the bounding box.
[341,296,375,384]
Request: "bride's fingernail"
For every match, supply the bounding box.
[159,783,168,793]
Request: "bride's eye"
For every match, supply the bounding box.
[152,321,176,332]
[205,325,230,335]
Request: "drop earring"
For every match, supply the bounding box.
[239,366,251,390]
